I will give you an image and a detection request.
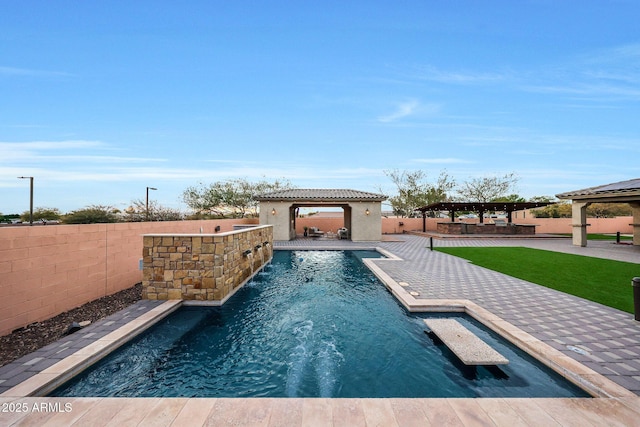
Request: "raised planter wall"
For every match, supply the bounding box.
[436,222,536,235]
[142,225,272,302]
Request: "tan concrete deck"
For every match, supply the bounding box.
[424,318,509,365]
[2,396,640,426]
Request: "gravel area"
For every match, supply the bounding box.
[0,283,142,368]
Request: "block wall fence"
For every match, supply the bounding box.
[0,215,633,336]
[294,216,633,235]
[0,218,258,336]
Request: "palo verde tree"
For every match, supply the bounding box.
[20,207,62,222]
[62,205,120,224]
[182,178,294,218]
[382,169,456,217]
[586,203,632,218]
[122,199,184,222]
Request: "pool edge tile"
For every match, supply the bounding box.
[0,300,182,398]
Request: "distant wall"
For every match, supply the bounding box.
[512,216,633,234]
[0,218,258,336]
[296,216,633,236]
[385,216,633,235]
[295,217,429,235]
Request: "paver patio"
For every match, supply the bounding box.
[2,234,640,425]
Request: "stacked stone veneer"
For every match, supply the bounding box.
[142,225,273,302]
[436,222,535,235]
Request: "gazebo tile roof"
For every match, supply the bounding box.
[256,188,387,201]
[556,178,640,199]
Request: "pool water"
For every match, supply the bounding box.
[51,250,588,398]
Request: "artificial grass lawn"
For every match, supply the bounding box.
[554,233,632,241]
[435,247,639,313]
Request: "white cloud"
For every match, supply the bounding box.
[411,158,473,164]
[378,100,420,123]
[0,140,104,150]
[413,65,507,85]
[0,140,167,164]
[520,43,640,102]
[0,65,73,78]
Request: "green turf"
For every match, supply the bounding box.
[554,233,632,241]
[434,247,640,313]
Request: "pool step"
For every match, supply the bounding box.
[424,318,509,366]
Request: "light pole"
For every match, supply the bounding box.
[146,186,157,221]
[17,176,34,225]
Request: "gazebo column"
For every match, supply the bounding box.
[571,202,590,247]
[631,202,640,246]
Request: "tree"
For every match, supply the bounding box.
[491,194,526,203]
[20,207,62,222]
[531,201,572,218]
[123,199,184,222]
[0,213,20,224]
[456,173,519,203]
[587,203,631,218]
[383,169,456,217]
[182,178,294,218]
[531,201,631,218]
[63,205,120,224]
[529,195,555,203]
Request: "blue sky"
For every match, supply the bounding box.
[2,1,639,214]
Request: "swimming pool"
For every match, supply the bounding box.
[50,250,588,398]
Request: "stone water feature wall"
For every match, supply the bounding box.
[142,225,272,302]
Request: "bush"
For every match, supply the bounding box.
[63,205,120,224]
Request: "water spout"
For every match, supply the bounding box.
[248,252,255,277]
[257,245,265,265]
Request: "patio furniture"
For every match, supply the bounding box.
[337,227,349,239]
[308,227,324,237]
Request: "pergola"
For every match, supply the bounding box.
[415,201,551,232]
[256,189,387,241]
[556,178,640,247]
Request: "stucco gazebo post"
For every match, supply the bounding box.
[631,202,640,246]
[571,202,590,247]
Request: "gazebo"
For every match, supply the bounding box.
[415,201,551,235]
[256,189,387,241]
[556,178,640,247]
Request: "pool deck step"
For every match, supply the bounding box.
[424,318,509,365]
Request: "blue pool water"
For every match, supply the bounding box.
[50,250,588,398]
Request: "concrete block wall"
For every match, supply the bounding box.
[142,225,272,302]
[296,216,633,236]
[0,218,258,336]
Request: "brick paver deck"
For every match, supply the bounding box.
[370,235,640,394]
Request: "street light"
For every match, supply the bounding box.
[146,186,157,221]
[17,176,34,225]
